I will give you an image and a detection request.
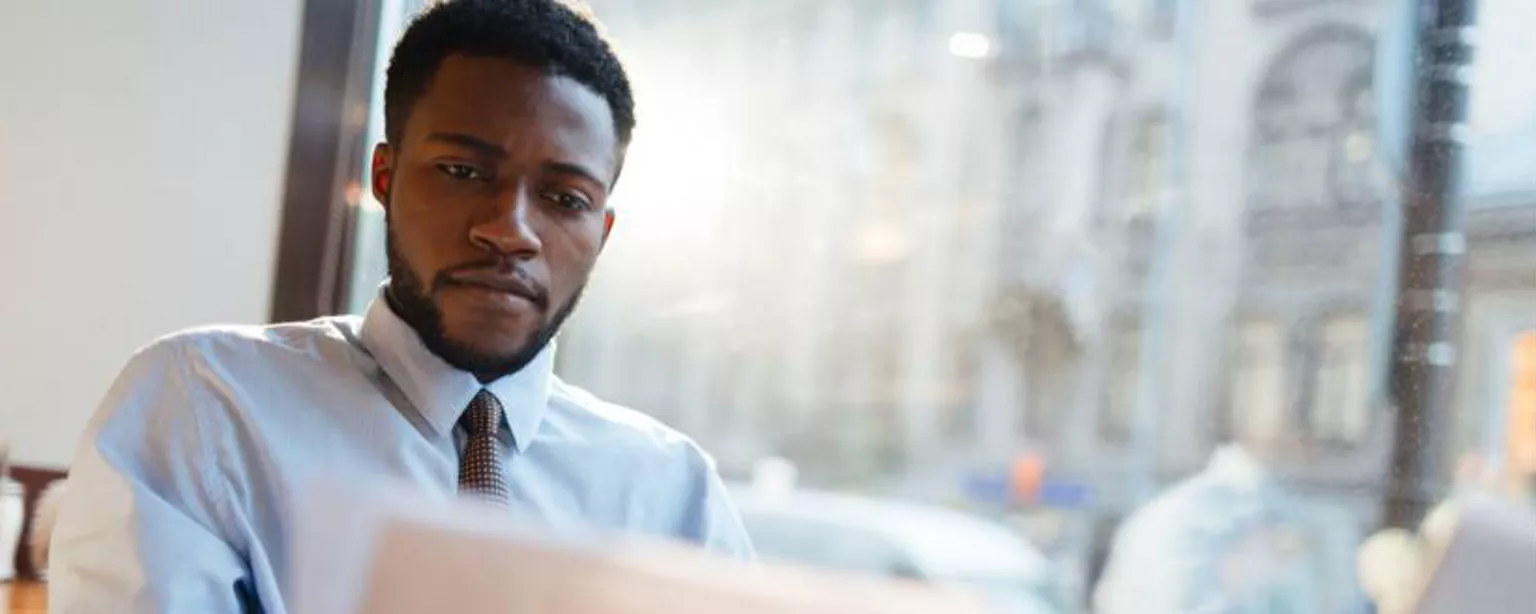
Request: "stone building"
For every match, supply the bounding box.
[553,0,1536,530]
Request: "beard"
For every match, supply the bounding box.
[384,218,585,382]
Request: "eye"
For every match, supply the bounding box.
[436,163,484,181]
[544,190,595,212]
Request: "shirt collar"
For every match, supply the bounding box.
[358,289,554,452]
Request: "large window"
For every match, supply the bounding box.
[335,1,1536,612]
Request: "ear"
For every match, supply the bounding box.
[370,142,394,209]
[601,208,616,248]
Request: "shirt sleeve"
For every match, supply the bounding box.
[49,338,253,614]
[674,446,757,561]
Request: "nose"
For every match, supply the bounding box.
[468,185,543,257]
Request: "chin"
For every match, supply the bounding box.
[427,327,546,379]
[442,326,536,361]
[437,296,538,340]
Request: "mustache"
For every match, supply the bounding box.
[433,259,550,310]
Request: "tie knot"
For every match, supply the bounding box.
[461,390,503,437]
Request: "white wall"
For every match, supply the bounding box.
[0,0,302,466]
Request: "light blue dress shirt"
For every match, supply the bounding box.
[50,296,754,613]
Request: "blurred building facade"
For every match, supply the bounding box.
[555,0,1536,529]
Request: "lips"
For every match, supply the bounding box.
[443,270,547,310]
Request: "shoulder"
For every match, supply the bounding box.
[544,377,714,470]
[92,316,359,442]
[108,316,360,397]
[544,379,753,556]
[141,316,359,366]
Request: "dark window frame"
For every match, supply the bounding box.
[268,0,382,322]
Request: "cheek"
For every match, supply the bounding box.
[542,220,606,290]
[390,190,474,276]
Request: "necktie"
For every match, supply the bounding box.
[457,389,511,506]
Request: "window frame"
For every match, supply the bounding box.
[268,0,384,322]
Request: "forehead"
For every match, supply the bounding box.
[406,55,619,165]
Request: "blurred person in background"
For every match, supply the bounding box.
[1093,405,1329,614]
[48,1,752,612]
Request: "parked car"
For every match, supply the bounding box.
[730,485,1067,613]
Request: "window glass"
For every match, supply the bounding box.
[1309,315,1370,444]
[739,514,906,576]
[1231,320,1287,442]
[346,1,1536,611]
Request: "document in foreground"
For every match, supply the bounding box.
[290,479,988,614]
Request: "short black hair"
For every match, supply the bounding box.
[383,0,635,146]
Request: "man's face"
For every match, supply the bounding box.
[372,55,620,379]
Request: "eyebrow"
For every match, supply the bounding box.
[426,131,609,189]
[543,161,609,190]
[427,132,508,159]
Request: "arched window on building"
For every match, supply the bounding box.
[1247,25,1378,213]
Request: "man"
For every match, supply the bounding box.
[1093,417,1334,614]
[50,1,754,611]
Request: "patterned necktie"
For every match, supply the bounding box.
[457,389,511,506]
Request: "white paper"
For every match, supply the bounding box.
[290,478,989,614]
